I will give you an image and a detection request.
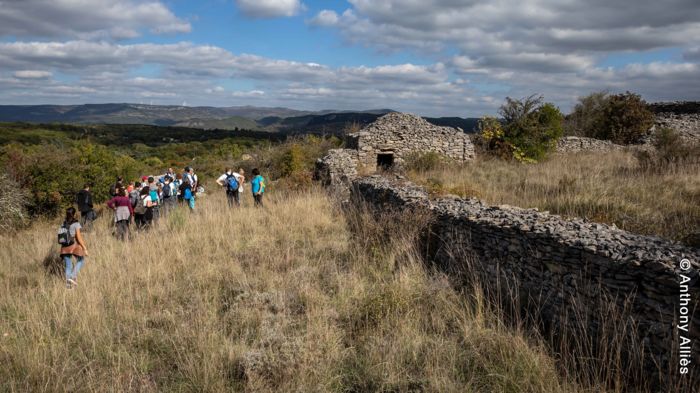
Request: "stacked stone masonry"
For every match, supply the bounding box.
[650,101,700,143]
[556,136,624,153]
[315,112,475,192]
[351,175,700,377]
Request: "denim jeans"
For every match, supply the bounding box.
[64,255,85,282]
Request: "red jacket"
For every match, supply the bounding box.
[107,195,135,215]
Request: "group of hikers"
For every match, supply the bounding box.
[59,166,266,289]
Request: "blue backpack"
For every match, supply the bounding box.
[184,187,193,200]
[149,189,159,205]
[225,174,239,192]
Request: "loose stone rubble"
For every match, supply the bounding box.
[351,175,700,378]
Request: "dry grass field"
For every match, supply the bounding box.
[1,181,688,392]
[1,187,586,392]
[407,150,700,244]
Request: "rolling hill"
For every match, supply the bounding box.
[0,103,480,134]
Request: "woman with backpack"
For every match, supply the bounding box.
[250,168,266,208]
[161,176,177,215]
[58,207,89,289]
[106,187,133,241]
[179,179,195,211]
[142,185,158,227]
[133,187,151,230]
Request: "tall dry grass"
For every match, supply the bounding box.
[0,186,602,392]
[407,150,700,244]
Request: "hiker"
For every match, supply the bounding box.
[216,168,243,207]
[174,174,184,204]
[58,207,89,289]
[129,181,141,209]
[161,176,177,215]
[75,183,96,229]
[183,167,195,189]
[147,176,161,222]
[250,168,266,208]
[106,187,133,241]
[109,176,124,197]
[140,186,158,228]
[179,179,195,211]
[133,186,148,230]
[165,167,176,180]
[236,168,246,205]
[191,168,199,190]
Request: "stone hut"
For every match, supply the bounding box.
[315,112,475,192]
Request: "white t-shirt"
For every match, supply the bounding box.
[218,172,244,191]
[142,194,153,207]
[67,221,82,237]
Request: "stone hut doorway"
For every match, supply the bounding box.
[377,152,394,170]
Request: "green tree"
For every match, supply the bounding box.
[478,95,564,162]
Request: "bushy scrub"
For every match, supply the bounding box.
[636,127,700,171]
[477,95,564,162]
[564,91,609,137]
[0,174,29,231]
[1,142,142,217]
[566,91,654,144]
[404,151,451,172]
[246,135,342,190]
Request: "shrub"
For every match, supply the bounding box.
[404,151,450,172]
[1,142,143,217]
[598,92,654,144]
[478,95,564,162]
[565,91,609,137]
[0,174,29,232]
[635,127,700,171]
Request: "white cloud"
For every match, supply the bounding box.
[13,70,52,79]
[236,0,304,18]
[0,38,699,116]
[231,90,265,97]
[0,0,190,40]
[309,10,339,26]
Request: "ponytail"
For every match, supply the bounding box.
[65,207,77,224]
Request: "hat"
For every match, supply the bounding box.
[141,175,148,181]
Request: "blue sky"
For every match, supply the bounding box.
[0,0,699,116]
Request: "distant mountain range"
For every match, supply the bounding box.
[0,103,479,133]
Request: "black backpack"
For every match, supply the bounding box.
[162,183,172,198]
[57,222,75,246]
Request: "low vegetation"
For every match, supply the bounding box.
[2,188,589,392]
[406,149,700,245]
[0,122,340,229]
[565,91,655,144]
[476,95,564,162]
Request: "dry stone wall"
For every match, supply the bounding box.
[315,112,475,193]
[348,112,475,167]
[650,101,700,143]
[314,149,359,194]
[556,136,623,153]
[351,175,700,377]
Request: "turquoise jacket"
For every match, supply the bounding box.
[251,175,265,194]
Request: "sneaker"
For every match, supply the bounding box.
[67,278,78,287]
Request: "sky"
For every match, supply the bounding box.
[0,0,699,117]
